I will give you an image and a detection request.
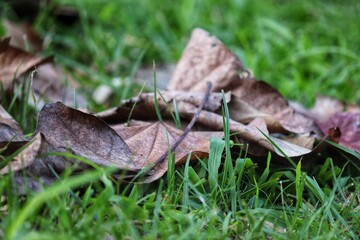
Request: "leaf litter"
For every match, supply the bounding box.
[0,27,359,192]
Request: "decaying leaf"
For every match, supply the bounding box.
[231,78,316,134]
[0,133,42,175]
[4,20,43,52]
[0,104,22,132]
[317,112,360,152]
[311,95,360,122]
[35,102,139,171]
[166,28,317,136]
[1,25,85,108]
[168,28,246,92]
[99,91,313,158]
[97,91,229,124]
[112,121,220,182]
[30,63,86,109]
[0,123,24,142]
[0,37,52,89]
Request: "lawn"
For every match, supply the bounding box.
[1,0,360,239]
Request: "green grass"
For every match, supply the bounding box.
[1,0,360,239]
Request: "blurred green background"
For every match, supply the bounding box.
[1,0,360,106]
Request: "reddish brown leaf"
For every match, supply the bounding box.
[317,112,360,152]
[310,95,360,122]
[99,90,313,158]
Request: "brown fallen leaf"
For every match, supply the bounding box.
[97,91,228,124]
[0,133,42,175]
[2,23,86,108]
[30,63,87,109]
[0,123,24,142]
[177,101,312,157]
[35,102,140,171]
[230,78,316,134]
[99,91,312,158]
[166,28,316,135]
[0,133,74,193]
[112,121,219,182]
[0,104,22,132]
[0,37,52,90]
[4,20,43,52]
[291,95,360,152]
[277,133,315,150]
[168,28,246,93]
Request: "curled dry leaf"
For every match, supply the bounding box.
[112,121,220,182]
[0,37,52,90]
[2,22,86,108]
[99,93,311,157]
[97,91,228,124]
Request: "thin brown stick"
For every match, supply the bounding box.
[152,82,212,168]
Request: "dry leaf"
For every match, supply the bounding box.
[35,102,140,171]
[311,95,360,121]
[317,112,360,152]
[0,133,42,174]
[97,91,228,123]
[0,37,52,89]
[0,104,22,132]
[166,28,316,135]
[4,20,43,52]
[230,78,316,134]
[168,28,246,92]
[30,63,86,109]
[112,121,217,182]
[0,123,24,142]
[99,90,313,158]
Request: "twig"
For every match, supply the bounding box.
[152,82,212,169]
